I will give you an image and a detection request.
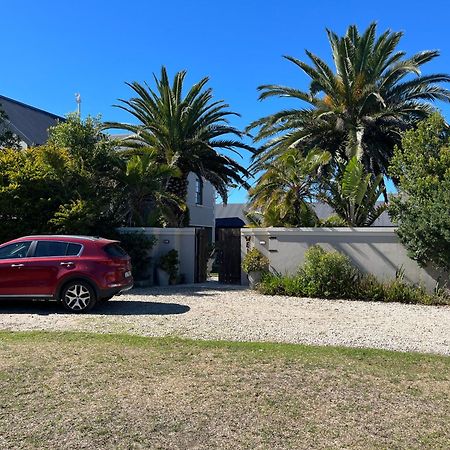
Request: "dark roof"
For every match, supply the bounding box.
[0,95,65,146]
[215,217,246,228]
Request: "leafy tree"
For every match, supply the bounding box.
[319,157,387,226]
[0,105,21,149]
[248,149,331,226]
[248,22,450,183]
[390,113,450,271]
[0,116,125,241]
[105,66,253,226]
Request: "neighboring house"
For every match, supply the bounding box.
[215,202,394,227]
[0,94,64,146]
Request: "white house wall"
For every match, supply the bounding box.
[186,172,215,228]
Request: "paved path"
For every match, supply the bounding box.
[0,283,449,355]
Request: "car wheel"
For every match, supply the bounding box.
[61,281,97,313]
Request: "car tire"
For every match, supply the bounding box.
[61,280,97,313]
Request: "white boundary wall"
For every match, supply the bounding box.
[241,227,446,291]
[120,227,197,283]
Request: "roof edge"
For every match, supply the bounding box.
[0,94,65,121]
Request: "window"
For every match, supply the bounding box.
[103,243,127,257]
[195,177,203,205]
[34,241,69,257]
[67,243,83,256]
[0,242,31,259]
[33,241,82,257]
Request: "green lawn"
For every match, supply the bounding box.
[0,332,449,449]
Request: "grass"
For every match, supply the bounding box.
[0,331,449,449]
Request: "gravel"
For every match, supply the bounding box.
[1,283,449,355]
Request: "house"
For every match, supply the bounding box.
[215,202,394,228]
[0,95,64,146]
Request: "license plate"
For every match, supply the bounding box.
[124,271,132,278]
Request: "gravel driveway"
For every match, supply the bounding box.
[1,283,449,355]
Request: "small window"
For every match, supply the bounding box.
[195,177,203,205]
[104,243,127,257]
[0,242,31,259]
[67,243,82,256]
[35,241,69,257]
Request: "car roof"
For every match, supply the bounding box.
[12,235,118,244]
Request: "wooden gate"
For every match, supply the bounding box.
[195,228,209,283]
[216,228,241,284]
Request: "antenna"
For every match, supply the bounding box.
[75,93,81,116]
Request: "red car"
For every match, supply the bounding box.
[0,235,133,312]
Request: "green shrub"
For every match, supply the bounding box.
[119,233,157,280]
[158,249,179,284]
[258,273,286,295]
[319,214,348,227]
[301,245,359,298]
[382,279,431,304]
[257,246,449,306]
[356,274,385,302]
[242,248,269,273]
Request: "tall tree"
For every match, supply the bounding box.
[248,148,331,226]
[248,23,450,179]
[319,157,387,227]
[105,67,253,226]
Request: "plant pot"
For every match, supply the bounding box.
[157,268,170,287]
[248,271,262,289]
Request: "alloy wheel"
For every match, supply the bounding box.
[64,284,92,311]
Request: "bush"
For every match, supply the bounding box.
[257,246,449,306]
[389,113,450,271]
[319,214,348,227]
[158,249,179,284]
[383,279,432,304]
[242,248,269,273]
[301,245,359,298]
[355,274,385,302]
[119,233,157,280]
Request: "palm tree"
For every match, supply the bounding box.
[119,150,183,227]
[106,67,253,225]
[248,148,331,226]
[248,23,450,180]
[319,157,387,226]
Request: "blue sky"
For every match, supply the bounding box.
[2,0,450,202]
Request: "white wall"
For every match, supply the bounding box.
[186,173,215,228]
[241,227,446,291]
[120,227,197,283]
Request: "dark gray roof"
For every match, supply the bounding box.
[0,95,64,146]
[216,202,395,227]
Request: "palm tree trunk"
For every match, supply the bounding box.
[166,174,190,227]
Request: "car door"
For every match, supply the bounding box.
[26,241,82,296]
[0,241,34,296]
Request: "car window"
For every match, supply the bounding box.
[66,243,82,256]
[35,241,69,257]
[104,243,128,257]
[0,242,32,259]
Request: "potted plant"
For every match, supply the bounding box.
[157,249,179,286]
[242,248,269,289]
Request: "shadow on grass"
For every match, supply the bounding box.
[0,299,190,316]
